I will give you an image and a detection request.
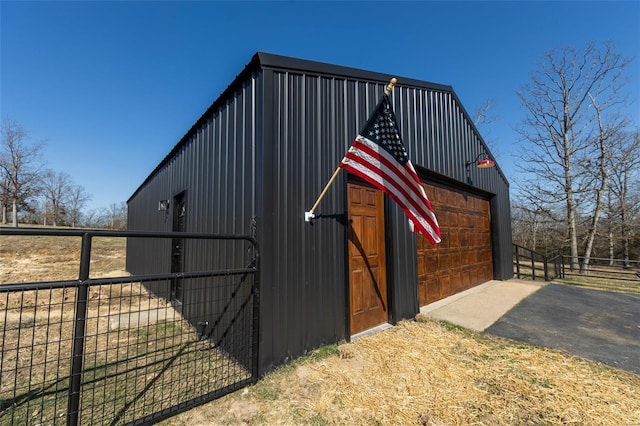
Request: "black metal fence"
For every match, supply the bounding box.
[561,256,640,282]
[512,244,563,282]
[0,228,259,426]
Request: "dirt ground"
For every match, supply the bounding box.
[3,230,640,425]
[0,233,127,283]
[159,317,640,425]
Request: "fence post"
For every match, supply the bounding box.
[251,241,260,379]
[531,252,536,281]
[515,246,521,279]
[556,256,561,279]
[543,255,549,281]
[67,232,92,426]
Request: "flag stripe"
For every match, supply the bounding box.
[340,140,441,244]
[341,161,440,244]
[341,150,440,242]
[338,94,441,245]
[345,136,440,229]
[341,160,441,244]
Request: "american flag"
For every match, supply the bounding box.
[339,94,441,245]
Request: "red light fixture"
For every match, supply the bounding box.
[476,155,495,169]
[465,152,495,184]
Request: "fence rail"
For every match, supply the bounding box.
[561,256,640,284]
[0,228,259,426]
[512,244,563,281]
[513,244,640,292]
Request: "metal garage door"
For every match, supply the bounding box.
[417,183,493,306]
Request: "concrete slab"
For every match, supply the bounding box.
[420,279,547,331]
[351,322,393,342]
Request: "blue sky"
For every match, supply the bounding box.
[2,1,639,211]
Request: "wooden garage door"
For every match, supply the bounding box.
[347,182,388,335]
[417,183,493,306]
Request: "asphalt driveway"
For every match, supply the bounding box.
[486,284,640,375]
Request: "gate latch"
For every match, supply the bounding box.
[196,321,209,341]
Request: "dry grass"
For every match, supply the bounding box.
[558,270,640,294]
[0,234,126,283]
[1,231,251,425]
[163,317,640,425]
[3,231,640,425]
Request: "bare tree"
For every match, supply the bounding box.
[578,95,629,272]
[40,170,74,227]
[67,184,92,227]
[473,98,498,127]
[83,208,106,228]
[607,130,640,267]
[472,98,501,159]
[0,119,45,227]
[511,191,566,256]
[105,202,127,230]
[516,41,631,270]
[1,176,9,225]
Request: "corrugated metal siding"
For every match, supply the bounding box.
[259,68,512,371]
[127,71,261,243]
[126,70,262,330]
[388,85,512,281]
[127,53,513,376]
[259,72,374,370]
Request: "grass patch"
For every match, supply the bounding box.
[0,234,127,284]
[305,344,338,362]
[1,233,254,425]
[160,319,640,425]
[249,343,338,403]
[1,301,251,426]
[557,274,640,294]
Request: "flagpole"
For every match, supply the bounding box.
[305,78,398,222]
[304,166,341,221]
[384,77,398,95]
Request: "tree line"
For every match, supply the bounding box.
[509,41,639,270]
[0,119,127,229]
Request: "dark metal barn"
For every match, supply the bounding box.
[126,52,513,375]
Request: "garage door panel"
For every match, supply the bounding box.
[423,279,439,305]
[438,276,450,298]
[460,249,476,266]
[461,268,472,288]
[450,192,464,208]
[439,253,452,269]
[450,271,462,291]
[449,230,460,247]
[418,183,493,306]
[459,229,469,246]
[439,229,450,248]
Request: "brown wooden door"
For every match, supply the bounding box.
[417,183,493,306]
[347,182,388,335]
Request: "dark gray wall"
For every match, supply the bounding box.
[127,69,263,272]
[126,69,263,369]
[127,53,513,375]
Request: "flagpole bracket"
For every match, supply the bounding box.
[304,211,315,222]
